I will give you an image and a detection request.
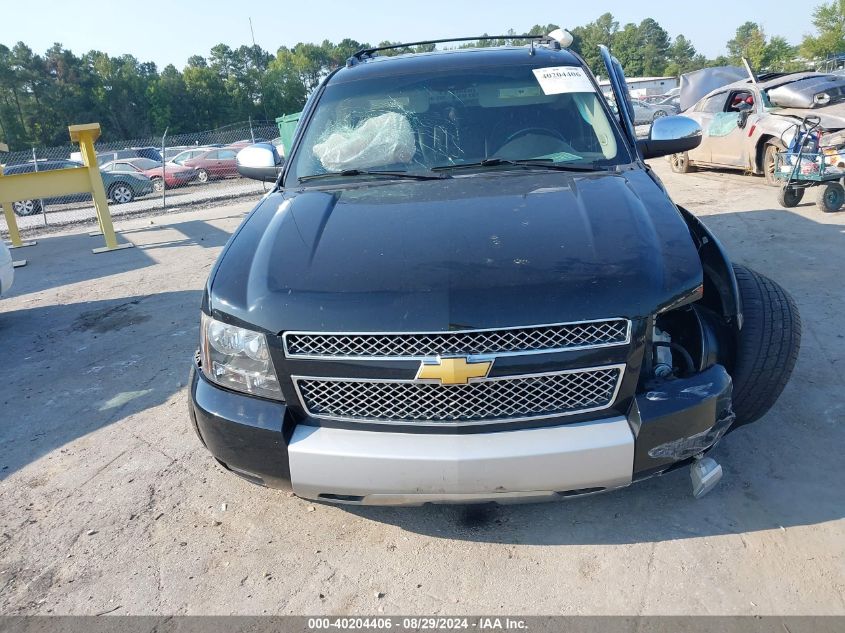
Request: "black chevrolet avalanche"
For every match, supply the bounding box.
[188,36,800,505]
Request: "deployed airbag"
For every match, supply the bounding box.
[313,112,416,171]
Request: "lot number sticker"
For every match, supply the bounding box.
[532,66,595,95]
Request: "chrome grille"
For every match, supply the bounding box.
[294,366,624,425]
[284,319,630,359]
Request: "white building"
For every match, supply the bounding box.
[598,76,679,98]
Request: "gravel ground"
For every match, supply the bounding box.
[0,161,843,615]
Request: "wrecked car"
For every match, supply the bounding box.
[672,67,845,186]
[188,35,801,505]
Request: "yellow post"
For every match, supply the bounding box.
[0,164,37,258]
[68,124,132,254]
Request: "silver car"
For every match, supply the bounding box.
[630,98,676,124]
[672,70,845,185]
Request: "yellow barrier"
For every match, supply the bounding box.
[0,123,133,257]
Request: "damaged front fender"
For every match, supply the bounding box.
[631,364,734,480]
[677,205,742,332]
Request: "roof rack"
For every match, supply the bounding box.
[348,35,554,66]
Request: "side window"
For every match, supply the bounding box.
[697,93,728,113]
[219,150,237,159]
[101,164,113,172]
[726,90,756,113]
[205,151,219,160]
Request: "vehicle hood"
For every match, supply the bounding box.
[209,170,703,333]
[771,101,845,130]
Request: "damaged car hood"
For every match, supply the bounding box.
[772,101,845,130]
[209,170,703,334]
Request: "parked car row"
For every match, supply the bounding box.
[3,140,262,216]
[101,158,196,192]
[2,159,155,216]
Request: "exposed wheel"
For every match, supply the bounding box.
[652,109,668,121]
[151,177,164,192]
[670,152,692,174]
[12,199,41,216]
[763,142,784,187]
[729,264,801,428]
[815,182,844,213]
[196,169,209,183]
[109,183,135,204]
[777,186,804,208]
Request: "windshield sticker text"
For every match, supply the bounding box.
[532,66,594,96]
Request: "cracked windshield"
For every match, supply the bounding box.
[288,63,627,183]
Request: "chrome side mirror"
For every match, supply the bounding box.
[637,115,702,159]
[236,143,284,182]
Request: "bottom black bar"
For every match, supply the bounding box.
[0,616,842,633]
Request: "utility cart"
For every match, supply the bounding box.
[775,115,845,212]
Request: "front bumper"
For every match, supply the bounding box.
[189,362,734,505]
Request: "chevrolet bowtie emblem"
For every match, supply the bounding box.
[416,357,493,385]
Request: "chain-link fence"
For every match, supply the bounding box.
[0,120,280,235]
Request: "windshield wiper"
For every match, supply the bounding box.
[432,158,601,172]
[299,168,448,183]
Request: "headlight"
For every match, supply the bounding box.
[199,313,283,400]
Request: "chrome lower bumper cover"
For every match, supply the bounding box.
[287,417,635,506]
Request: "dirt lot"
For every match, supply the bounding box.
[1,161,843,615]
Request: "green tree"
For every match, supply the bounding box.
[638,18,671,75]
[727,22,768,69]
[763,36,799,71]
[571,13,619,72]
[263,48,309,118]
[613,24,644,76]
[148,64,192,133]
[800,0,845,60]
[0,44,29,146]
[664,34,698,76]
[183,63,227,129]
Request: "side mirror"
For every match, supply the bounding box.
[637,115,702,160]
[236,143,284,182]
[737,109,752,129]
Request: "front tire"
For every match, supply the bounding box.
[12,199,41,216]
[196,169,209,183]
[109,183,135,204]
[763,142,784,187]
[729,264,801,428]
[815,182,844,213]
[652,109,667,121]
[670,152,693,174]
[151,177,164,193]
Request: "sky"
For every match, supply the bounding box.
[2,0,817,69]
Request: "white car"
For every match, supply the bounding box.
[630,98,676,124]
[0,240,14,296]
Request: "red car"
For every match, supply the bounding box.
[102,158,196,191]
[182,147,240,183]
